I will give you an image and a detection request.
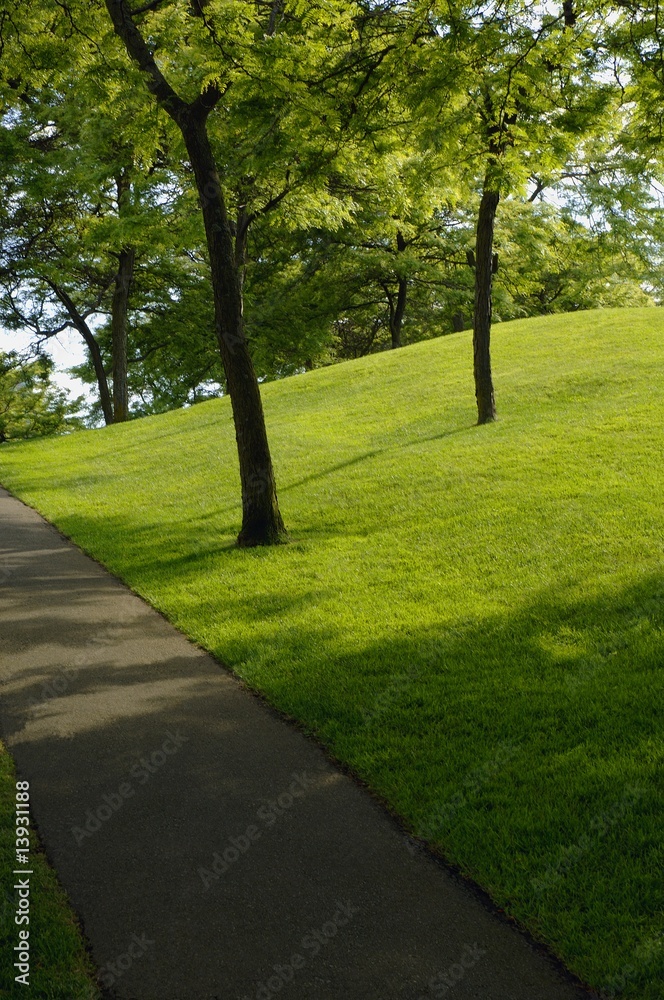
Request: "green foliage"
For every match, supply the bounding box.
[241,0,663,367]
[0,61,218,418]
[0,0,391,408]
[0,353,82,443]
[68,245,224,419]
[493,199,656,319]
[1,308,663,997]
[2,0,662,412]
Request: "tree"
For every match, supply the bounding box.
[408,0,617,422]
[0,95,114,425]
[101,0,299,544]
[464,3,589,424]
[321,149,471,352]
[0,23,234,428]
[0,352,82,443]
[492,197,658,318]
[100,0,401,543]
[71,266,223,419]
[0,69,164,426]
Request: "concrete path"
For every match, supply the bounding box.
[0,486,595,1000]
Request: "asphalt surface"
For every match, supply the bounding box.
[0,486,596,1000]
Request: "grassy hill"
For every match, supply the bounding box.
[2,307,663,997]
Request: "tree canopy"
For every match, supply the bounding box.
[0,0,662,526]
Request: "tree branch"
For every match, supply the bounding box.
[245,182,291,231]
[130,0,167,15]
[528,177,546,201]
[268,0,284,36]
[191,82,224,121]
[104,0,189,121]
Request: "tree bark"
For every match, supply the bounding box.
[83,330,115,427]
[388,230,407,349]
[110,245,134,423]
[49,283,114,426]
[110,171,134,423]
[452,311,465,332]
[388,277,407,349]
[104,0,287,545]
[473,180,499,424]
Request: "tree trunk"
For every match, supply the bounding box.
[182,122,286,546]
[388,277,407,349]
[452,311,465,332]
[84,326,115,428]
[50,282,114,426]
[110,245,134,422]
[473,180,499,424]
[389,230,407,349]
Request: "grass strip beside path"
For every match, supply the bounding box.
[0,741,100,999]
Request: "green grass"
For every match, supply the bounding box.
[1,307,663,997]
[0,741,100,999]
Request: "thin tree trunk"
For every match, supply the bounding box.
[268,0,284,35]
[182,121,286,546]
[389,230,407,349]
[473,179,499,424]
[84,329,115,427]
[390,277,407,349]
[110,245,135,423]
[49,282,114,426]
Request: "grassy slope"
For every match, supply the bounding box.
[1,307,663,997]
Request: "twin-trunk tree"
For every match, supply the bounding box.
[104,0,286,546]
[384,231,408,350]
[44,242,133,428]
[8,169,135,428]
[19,260,131,429]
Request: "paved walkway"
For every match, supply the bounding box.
[0,487,595,1000]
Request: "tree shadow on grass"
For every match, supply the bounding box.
[278,423,475,495]
[230,570,663,997]
[1,419,475,543]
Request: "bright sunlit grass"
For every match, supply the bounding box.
[1,307,663,996]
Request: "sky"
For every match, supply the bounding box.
[0,326,93,403]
